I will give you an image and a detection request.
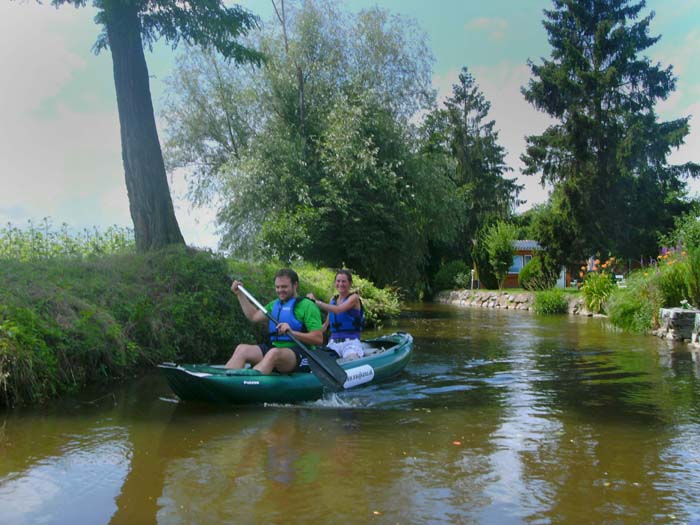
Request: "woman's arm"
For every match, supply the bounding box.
[314,293,359,313]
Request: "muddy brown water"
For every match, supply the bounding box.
[2,303,700,524]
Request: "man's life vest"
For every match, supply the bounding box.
[269,297,306,343]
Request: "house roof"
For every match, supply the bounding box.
[513,240,542,250]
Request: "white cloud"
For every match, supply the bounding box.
[0,1,219,249]
[464,17,509,42]
[0,3,86,117]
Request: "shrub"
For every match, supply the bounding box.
[533,288,568,314]
[483,221,518,289]
[434,260,471,291]
[659,209,700,252]
[607,272,661,333]
[655,258,690,308]
[581,272,615,314]
[687,246,700,308]
[0,250,402,407]
[454,272,471,289]
[518,256,556,291]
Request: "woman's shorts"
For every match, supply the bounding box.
[327,338,364,359]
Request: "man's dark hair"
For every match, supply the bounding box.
[275,268,299,285]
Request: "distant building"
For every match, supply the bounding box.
[504,240,541,288]
[504,240,569,288]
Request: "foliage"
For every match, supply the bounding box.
[52,0,263,60]
[656,258,690,309]
[454,272,472,289]
[687,246,700,308]
[0,219,134,261]
[420,67,522,278]
[607,243,699,333]
[659,207,700,251]
[0,245,400,406]
[433,260,471,291]
[518,256,557,291]
[482,221,518,290]
[163,0,450,288]
[521,0,699,267]
[0,246,249,406]
[533,288,568,315]
[606,272,661,333]
[581,271,615,314]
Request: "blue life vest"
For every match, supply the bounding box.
[269,297,306,343]
[329,295,364,340]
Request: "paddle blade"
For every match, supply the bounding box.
[304,348,347,392]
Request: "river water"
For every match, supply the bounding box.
[2,303,700,524]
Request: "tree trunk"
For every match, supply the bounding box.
[105,3,185,251]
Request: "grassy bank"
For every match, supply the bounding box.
[0,246,400,407]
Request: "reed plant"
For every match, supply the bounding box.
[0,218,134,261]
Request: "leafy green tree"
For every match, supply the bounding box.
[50,0,262,251]
[521,0,699,265]
[483,221,518,290]
[163,0,454,288]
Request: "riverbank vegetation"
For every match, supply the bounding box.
[604,213,700,332]
[0,228,400,407]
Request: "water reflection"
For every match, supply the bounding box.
[2,303,700,524]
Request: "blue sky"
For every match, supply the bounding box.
[1,0,698,249]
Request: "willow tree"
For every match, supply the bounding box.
[50,0,262,250]
[162,1,446,287]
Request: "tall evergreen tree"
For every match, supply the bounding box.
[50,0,262,251]
[522,0,699,264]
[422,67,522,284]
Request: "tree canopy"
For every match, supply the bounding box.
[522,0,699,265]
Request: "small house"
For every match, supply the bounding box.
[504,240,541,288]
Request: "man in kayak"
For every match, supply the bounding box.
[226,269,324,374]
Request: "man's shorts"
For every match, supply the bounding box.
[259,343,311,373]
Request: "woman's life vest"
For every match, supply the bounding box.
[269,297,306,343]
[329,294,364,340]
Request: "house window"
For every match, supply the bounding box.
[509,255,524,274]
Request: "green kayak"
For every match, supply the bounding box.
[159,332,413,404]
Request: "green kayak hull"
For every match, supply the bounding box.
[159,332,413,404]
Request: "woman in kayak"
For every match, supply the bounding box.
[307,269,365,360]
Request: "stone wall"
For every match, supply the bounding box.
[435,291,700,350]
[654,308,700,345]
[434,290,594,316]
